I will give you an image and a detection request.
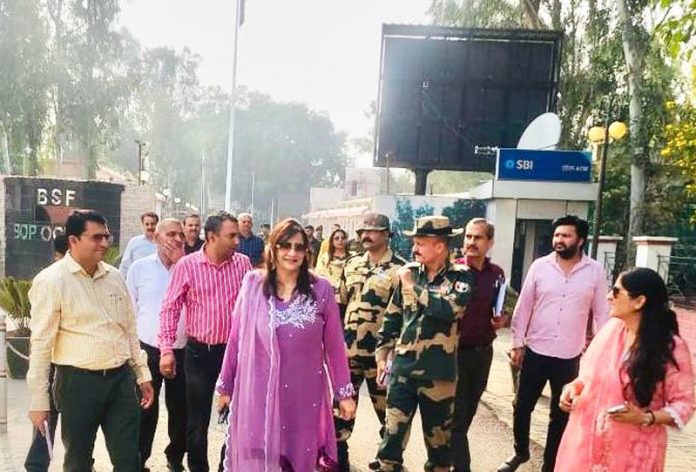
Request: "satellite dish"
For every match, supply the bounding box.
[517,112,562,150]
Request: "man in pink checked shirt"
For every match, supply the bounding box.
[158,211,252,472]
[497,215,610,472]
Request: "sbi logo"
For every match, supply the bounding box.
[505,159,534,170]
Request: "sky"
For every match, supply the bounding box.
[119,0,432,154]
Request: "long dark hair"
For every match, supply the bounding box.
[620,267,680,407]
[328,228,348,261]
[263,218,314,298]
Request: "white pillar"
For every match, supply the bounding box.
[592,235,623,280]
[487,198,518,280]
[633,236,678,281]
[0,311,6,432]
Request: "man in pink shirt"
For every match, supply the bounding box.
[158,211,252,472]
[498,215,609,472]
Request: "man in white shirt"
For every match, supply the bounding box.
[127,218,187,472]
[120,211,159,278]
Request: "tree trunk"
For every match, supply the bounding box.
[0,120,12,174]
[617,0,646,265]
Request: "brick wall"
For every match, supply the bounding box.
[676,306,696,366]
[118,184,157,252]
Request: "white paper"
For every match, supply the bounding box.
[494,282,507,317]
[43,419,53,461]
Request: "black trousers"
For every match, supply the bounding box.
[54,364,141,472]
[512,349,579,472]
[452,344,494,472]
[25,365,59,472]
[139,343,187,468]
[185,341,226,472]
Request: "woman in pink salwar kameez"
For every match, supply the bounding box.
[216,219,356,472]
[556,267,695,471]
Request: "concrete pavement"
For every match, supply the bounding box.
[1,374,543,472]
[485,329,696,472]
[2,330,694,471]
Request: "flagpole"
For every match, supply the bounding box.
[224,0,242,212]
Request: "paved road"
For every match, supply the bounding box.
[2,376,543,472]
[3,330,694,471]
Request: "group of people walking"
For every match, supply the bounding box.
[24,207,694,472]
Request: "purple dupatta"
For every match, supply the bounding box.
[217,270,349,472]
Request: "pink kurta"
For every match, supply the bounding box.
[555,318,695,471]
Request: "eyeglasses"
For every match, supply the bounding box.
[276,242,307,252]
[82,233,112,243]
[333,236,346,241]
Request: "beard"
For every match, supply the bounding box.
[555,242,580,259]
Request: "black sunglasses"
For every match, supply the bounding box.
[276,242,307,252]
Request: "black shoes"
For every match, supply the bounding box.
[368,460,381,470]
[497,454,530,472]
[167,461,185,472]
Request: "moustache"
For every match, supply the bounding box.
[362,237,373,243]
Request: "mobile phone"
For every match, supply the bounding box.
[606,404,628,414]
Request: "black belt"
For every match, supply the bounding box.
[187,339,226,351]
[57,363,127,377]
[459,343,493,352]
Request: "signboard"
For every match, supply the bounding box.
[374,25,564,173]
[4,177,124,279]
[496,149,592,182]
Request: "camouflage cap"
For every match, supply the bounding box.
[356,213,391,234]
[403,215,463,238]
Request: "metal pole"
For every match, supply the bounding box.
[250,171,255,214]
[200,152,206,216]
[136,141,143,185]
[591,97,613,259]
[224,0,242,211]
[0,311,7,432]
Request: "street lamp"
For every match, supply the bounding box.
[588,97,628,259]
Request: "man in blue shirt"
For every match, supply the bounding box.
[236,212,265,267]
[119,211,159,278]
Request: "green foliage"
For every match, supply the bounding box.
[655,0,696,59]
[0,0,51,175]
[429,0,522,28]
[104,246,122,266]
[442,199,487,229]
[390,199,435,258]
[0,277,32,335]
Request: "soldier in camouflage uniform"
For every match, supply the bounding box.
[334,213,405,472]
[372,216,476,472]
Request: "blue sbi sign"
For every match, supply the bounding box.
[496,149,593,182]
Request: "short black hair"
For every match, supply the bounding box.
[141,211,159,223]
[53,234,69,255]
[65,210,108,238]
[204,211,238,241]
[552,215,589,247]
[305,225,314,231]
[183,213,200,225]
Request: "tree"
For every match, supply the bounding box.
[0,0,51,175]
[661,101,696,221]
[46,0,134,178]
